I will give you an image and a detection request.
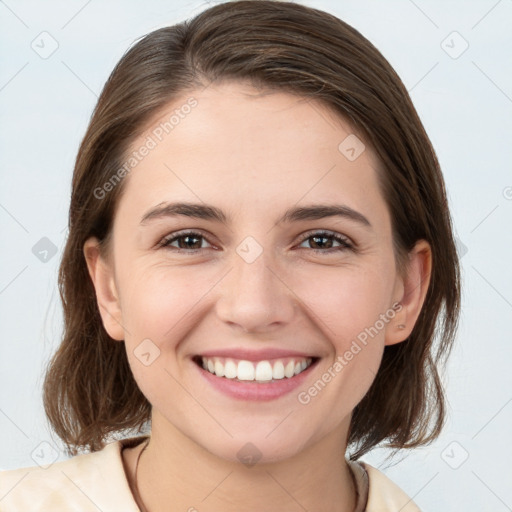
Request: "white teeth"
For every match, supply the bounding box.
[224,360,238,379]
[284,361,295,378]
[255,361,273,382]
[200,356,314,382]
[237,360,255,381]
[214,360,225,377]
[272,361,285,379]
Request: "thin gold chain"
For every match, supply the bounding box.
[133,438,150,512]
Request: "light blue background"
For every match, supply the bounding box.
[1,1,511,510]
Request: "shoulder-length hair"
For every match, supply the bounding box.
[43,0,461,459]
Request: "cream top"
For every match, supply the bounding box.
[0,436,421,511]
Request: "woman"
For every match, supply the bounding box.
[0,1,460,511]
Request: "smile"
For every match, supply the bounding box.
[196,356,316,383]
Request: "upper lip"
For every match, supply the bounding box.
[195,348,319,361]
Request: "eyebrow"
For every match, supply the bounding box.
[140,202,372,228]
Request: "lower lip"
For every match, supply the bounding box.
[194,359,319,401]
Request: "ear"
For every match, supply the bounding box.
[385,239,432,346]
[83,237,125,341]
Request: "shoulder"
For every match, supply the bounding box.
[361,461,422,512]
[0,437,146,512]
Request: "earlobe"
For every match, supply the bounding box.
[83,237,125,341]
[385,239,432,346]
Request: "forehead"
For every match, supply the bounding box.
[116,81,386,225]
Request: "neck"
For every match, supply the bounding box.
[133,411,357,512]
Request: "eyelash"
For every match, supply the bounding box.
[157,230,354,255]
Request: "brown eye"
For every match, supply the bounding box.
[159,231,212,252]
[297,231,353,253]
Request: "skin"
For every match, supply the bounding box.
[84,81,431,512]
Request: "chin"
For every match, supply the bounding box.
[194,428,315,467]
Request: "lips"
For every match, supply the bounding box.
[190,347,320,400]
[192,353,320,401]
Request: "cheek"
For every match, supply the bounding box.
[118,263,213,347]
[294,261,396,345]
[292,266,393,422]
[119,265,214,404]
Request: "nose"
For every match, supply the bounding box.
[215,246,297,334]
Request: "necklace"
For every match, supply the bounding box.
[133,438,150,512]
[131,438,365,512]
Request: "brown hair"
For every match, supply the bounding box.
[43,0,461,460]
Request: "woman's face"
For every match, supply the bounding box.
[85,81,429,463]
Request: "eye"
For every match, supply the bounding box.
[158,230,213,253]
[296,230,354,253]
[157,229,354,255]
